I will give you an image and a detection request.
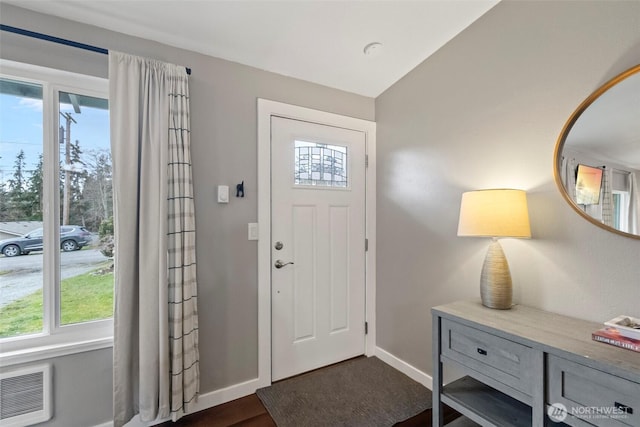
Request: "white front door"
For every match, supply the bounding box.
[271,116,366,381]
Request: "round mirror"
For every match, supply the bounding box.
[554,64,640,239]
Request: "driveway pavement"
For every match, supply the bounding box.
[0,249,110,307]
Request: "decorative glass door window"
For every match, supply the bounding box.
[294,140,347,187]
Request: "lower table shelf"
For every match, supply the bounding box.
[441,376,531,427]
[445,416,481,426]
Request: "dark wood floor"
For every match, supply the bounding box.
[160,393,460,427]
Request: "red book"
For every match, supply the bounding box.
[592,327,640,353]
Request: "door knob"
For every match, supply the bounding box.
[274,259,294,269]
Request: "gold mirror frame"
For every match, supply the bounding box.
[553,64,640,240]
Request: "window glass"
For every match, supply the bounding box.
[0,78,44,338]
[294,140,348,188]
[612,190,630,233]
[0,77,112,340]
[29,228,43,238]
[613,193,621,230]
[58,91,112,326]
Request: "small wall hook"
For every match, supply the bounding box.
[236,181,245,198]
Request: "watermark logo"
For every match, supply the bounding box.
[548,403,568,422]
[548,402,632,423]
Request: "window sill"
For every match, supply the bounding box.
[0,336,113,367]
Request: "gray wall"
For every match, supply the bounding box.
[0,4,374,426]
[375,0,640,376]
[4,1,640,425]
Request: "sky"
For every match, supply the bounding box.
[0,90,110,185]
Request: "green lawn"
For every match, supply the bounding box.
[0,291,44,338]
[0,264,114,338]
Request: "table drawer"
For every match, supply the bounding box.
[440,318,536,397]
[547,354,640,427]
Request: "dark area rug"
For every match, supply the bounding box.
[256,356,432,427]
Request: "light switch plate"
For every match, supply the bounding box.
[248,223,259,240]
[217,185,229,203]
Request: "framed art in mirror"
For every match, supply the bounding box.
[554,63,640,239]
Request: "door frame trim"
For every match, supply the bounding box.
[257,99,376,388]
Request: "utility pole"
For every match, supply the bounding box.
[60,112,76,226]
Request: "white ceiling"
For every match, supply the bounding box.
[6,0,499,97]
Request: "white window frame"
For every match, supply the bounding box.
[0,60,112,365]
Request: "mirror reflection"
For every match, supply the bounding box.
[555,64,640,238]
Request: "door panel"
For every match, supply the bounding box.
[271,116,366,381]
[292,205,316,342]
[329,205,349,332]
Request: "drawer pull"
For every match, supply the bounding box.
[615,402,633,415]
[477,348,487,356]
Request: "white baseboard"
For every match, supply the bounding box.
[374,346,433,390]
[183,377,261,417]
[101,377,261,427]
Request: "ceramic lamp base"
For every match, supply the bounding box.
[480,239,513,309]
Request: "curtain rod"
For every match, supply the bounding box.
[0,24,192,75]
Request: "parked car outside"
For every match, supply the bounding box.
[0,226,93,257]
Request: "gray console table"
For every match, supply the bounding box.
[432,301,640,426]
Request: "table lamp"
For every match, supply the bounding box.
[457,189,531,309]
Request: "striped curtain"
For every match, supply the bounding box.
[628,172,639,234]
[167,68,200,420]
[110,51,199,427]
[600,168,614,227]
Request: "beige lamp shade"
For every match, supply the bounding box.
[457,189,531,238]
